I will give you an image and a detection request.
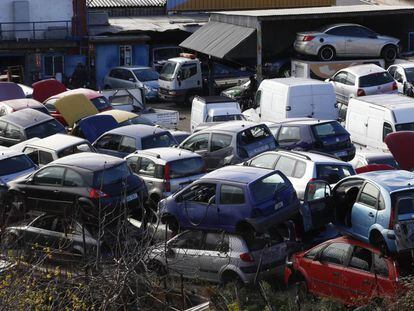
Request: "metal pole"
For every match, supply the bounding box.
[256,20,263,84]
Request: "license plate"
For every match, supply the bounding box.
[126,193,138,202]
[334,151,347,157]
[275,202,283,211]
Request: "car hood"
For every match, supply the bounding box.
[143,80,159,89]
[55,94,99,127]
[385,131,413,171]
[32,79,67,103]
[76,114,119,143]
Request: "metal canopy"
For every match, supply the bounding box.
[180,21,255,59]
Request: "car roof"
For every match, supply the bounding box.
[272,118,334,126]
[0,98,43,110]
[354,170,414,193]
[112,66,152,70]
[25,134,88,152]
[105,124,167,138]
[134,147,200,162]
[0,108,53,129]
[341,64,385,76]
[52,152,124,171]
[201,165,274,184]
[195,95,236,104]
[0,148,25,160]
[200,121,260,133]
[318,236,381,254]
[49,88,101,100]
[391,62,414,69]
[262,77,329,87]
[321,23,363,31]
[274,150,349,164]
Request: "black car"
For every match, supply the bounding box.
[7,152,148,220]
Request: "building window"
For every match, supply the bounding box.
[120,45,132,66]
[44,55,64,77]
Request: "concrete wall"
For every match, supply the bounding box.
[0,0,73,40]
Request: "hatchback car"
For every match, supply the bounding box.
[159,165,300,235]
[285,236,406,307]
[93,125,177,158]
[149,229,289,284]
[268,118,355,161]
[15,134,96,167]
[125,147,206,208]
[0,108,66,147]
[179,121,277,171]
[0,98,49,116]
[302,170,414,253]
[294,23,399,62]
[327,64,397,104]
[349,150,398,170]
[388,62,414,96]
[103,66,159,101]
[7,152,147,219]
[244,150,355,200]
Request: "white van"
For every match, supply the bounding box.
[243,78,338,123]
[190,96,243,132]
[345,94,414,151]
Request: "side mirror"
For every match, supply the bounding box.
[208,195,216,205]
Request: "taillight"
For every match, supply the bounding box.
[389,207,396,229]
[89,188,108,199]
[309,178,316,183]
[302,35,315,42]
[392,82,398,91]
[239,252,254,263]
[164,163,171,192]
[357,89,366,97]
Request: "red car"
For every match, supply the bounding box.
[285,236,407,307]
[43,88,112,126]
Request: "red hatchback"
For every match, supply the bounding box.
[43,88,112,126]
[285,236,408,307]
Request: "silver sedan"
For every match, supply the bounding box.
[294,23,400,62]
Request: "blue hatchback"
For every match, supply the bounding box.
[159,165,300,234]
[303,170,414,253]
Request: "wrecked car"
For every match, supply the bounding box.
[0,82,25,101]
[0,98,50,116]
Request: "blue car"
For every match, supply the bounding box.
[302,170,414,254]
[159,165,300,235]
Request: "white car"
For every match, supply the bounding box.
[349,150,398,169]
[243,150,355,200]
[388,62,414,95]
[326,64,397,104]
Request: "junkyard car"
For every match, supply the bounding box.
[0,98,49,116]
[159,165,300,235]
[302,170,414,253]
[125,147,206,208]
[7,152,147,219]
[149,229,289,284]
[0,82,25,101]
[349,150,398,170]
[285,236,407,306]
[179,121,277,171]
[294,23,399,62]
[388,62,414,96]
[0,148,37,185]
[0,108,66,147]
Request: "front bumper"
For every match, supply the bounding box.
[158,88,186,102]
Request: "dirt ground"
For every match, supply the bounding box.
[150,101,191,132]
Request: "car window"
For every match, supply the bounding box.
[93,163,131,187]
[95,134,122,151]
[373,253,389,277]
[316,164,354,184]
[170,231,203,250]
[274,156,297,177]
[345,73,356,86]
[278,126,301,143]
[249,153,279,169]
[348,246,372,272]
[204,232,229,252]
[213,63,231,75]
[293,161,306,178]
[90,97,112,111]
[168,157,205,179]
[119,136,137,154]
[181,133,209,152]
[64,169,85,187]
[238,124,272,145]
[395,69,405,83]
[39,150,54,165]
[304,244,325,260]
[383,122,393,141]
[31,215,58,231]
[311,121,347,139]
[388,66,397,77]
[133,69,159,82]
[350,26,377,38]
[58,143,94,158]
[5,124,22,140]
[319,242,351,265]
[126,156,139,173]
[359,72,394,87]
[250,172,287,203]
[333,72,348,84]
[25,120,65,139]
[255,90,262,109]
[0,121,7,136]
[33,166,65,186]
[137,157,156,177]
[220,184,245,205]
[0,154,35,176]
[181,183,216,204]
[210,133,232,152]
[325,26,353,36]
[180,64,197,80]
[358,183,379,209]
[141,133,176,150]
[122,69,135,81]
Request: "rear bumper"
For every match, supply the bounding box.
[294,40,319,56]
[240,259,286,283]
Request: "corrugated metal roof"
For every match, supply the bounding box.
[180,21,255,59]
[88,0,166,8]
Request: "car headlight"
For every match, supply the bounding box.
[144,85,156,93]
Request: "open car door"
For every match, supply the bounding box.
[393,196,414,252]
[100,88,145,113]
[301,180,333,232]
[54,94,98,128]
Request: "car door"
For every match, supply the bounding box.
[345,26,379,56]
[217,183,247,231]
[59,168,88,214]
[24,215,61,255]
[118,135,138,157]
[207,133,233,169]
[93,134,123,157]
[351,182,380,240]
[178,63,200,91]
[24,166,65,212]
[330,71,348,103]
[180,133,211,167]
[0,122,23,146]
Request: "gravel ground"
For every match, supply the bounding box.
[149,101,191,132]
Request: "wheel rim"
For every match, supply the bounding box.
[321,47,333,61]
[386,48,396,61]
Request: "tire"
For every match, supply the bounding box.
[381,45,398,63]
[317,45,336,61]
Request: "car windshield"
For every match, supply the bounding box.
[316,164,354,184]
[311,121,348,138]
[167,157,205,179]
[396,122,414,132]
[250,172,287,203]
[141,133,176,149]
[359,72,394,87]
[120,116,154,127]
[405,68,414,82]
[210,114,245,122]
[133,69,159,82]
[238,124,272,145]
[0,155,35,176]
[154,48,182,61]
[159,62,177,81]
[93,162,131,186]
[91,97,112,111]
[25,120,65,139]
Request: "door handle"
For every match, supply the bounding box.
[332,271,340,276]
[368,212,375,217]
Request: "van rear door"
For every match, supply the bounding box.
[310,84,337,120]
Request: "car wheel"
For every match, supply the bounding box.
[381,45,398,63]
[318,46,336,61]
